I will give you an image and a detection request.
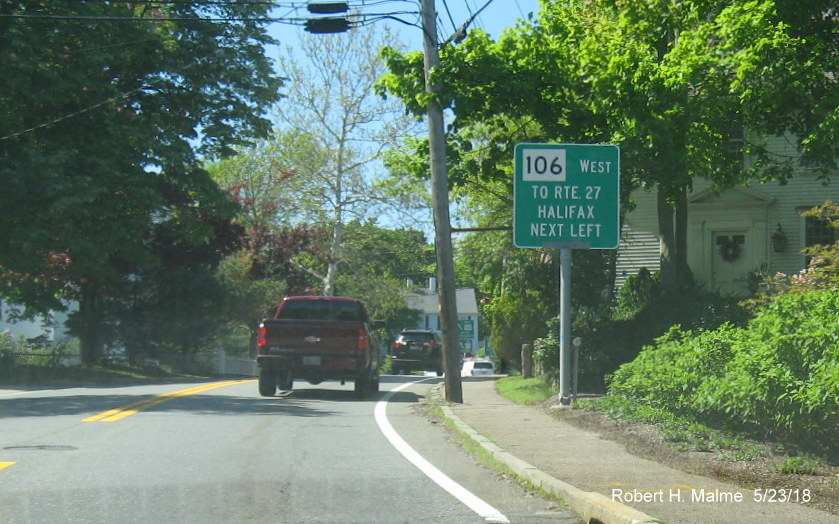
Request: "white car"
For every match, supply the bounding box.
[461,359,495,377]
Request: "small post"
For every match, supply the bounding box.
[572,337,582,404]
[559,247,572,404]
[521,343,533,379]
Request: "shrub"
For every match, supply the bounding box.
[607,290,839,450]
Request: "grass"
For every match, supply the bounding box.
[495,375,555,405]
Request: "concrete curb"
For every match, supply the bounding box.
[441,405,661,524]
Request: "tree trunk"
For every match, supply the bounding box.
[657,188,677,295]
[674,185,692,289]
[323,219,343,296]
[658,185,692,295]
[78,281,103,365]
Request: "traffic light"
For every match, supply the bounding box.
[307,2,349,14]
[304,16,350,33]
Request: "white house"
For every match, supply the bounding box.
[616,136,839,295]
[0,299,76,343]
[404,277,480,355]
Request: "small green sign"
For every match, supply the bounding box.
[514,143,620,249]
[458,318,474,352]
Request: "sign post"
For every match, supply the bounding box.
[514,143,620,403]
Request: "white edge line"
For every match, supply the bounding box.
[375,380,510,524]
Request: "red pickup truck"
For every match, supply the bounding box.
[255,296,384,398]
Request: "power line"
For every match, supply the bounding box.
[439,0,494,45]
[0,50,221,142]
[0,13,285,22]
[1,6,419,24]
[440,0,458,36]
[514,0,525,19]
[466,0,495,31]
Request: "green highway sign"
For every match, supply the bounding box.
[514,143,620,249]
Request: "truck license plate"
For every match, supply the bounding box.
[302,356,321,366]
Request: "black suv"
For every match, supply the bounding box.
[390,329,443,376]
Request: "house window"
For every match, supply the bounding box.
[727,124,744,154]
[805,216,836,248]
[725,121,745,169]
[804,215,837,267]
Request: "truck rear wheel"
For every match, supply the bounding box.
[278,370,293,391]
[354,374,369,399]
[258,369,277,397]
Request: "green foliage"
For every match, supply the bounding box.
[532,319,560,385]
[0,333,82,372]
[485,288,551,368]
[496,375,554,405]
[378,355,394,375]
[534,274,747,392]
[333,221,431,331]
[211,252,287,355]
[0,331,31,367]
[607,291,839,450]
[456,225,615,371]
[614,268,661,320]
[777,455,822,476]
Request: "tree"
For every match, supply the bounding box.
[335,221,434,331]
[0,0,282,362]
[274,25,421,295]
[378,81,615,368]
[381,0,838,297]
[670,0,838,170]
[208,139,330,293]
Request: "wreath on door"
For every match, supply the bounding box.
[716,235,745,262]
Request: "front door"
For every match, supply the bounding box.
[711,230,751,295]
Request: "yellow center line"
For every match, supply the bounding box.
[82,384,213,422]
[0,462,15,471]
[83,379,256,422]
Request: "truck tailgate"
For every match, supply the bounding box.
[261,319,362,355]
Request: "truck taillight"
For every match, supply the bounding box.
[256,324,267,349]
[358,328,369,350]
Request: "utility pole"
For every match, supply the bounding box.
[304,1,464,402]
[420,0,462,403]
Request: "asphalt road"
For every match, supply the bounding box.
[0,376,578,524]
